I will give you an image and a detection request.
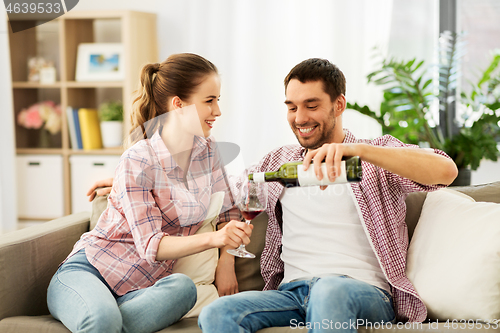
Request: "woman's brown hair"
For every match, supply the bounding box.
[128,53,218,145]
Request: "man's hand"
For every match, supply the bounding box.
[302,143,359,189]
[303,142,458,186]
[215,252,239,296]
[86,178,114,201]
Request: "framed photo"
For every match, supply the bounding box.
[76,43,124,81]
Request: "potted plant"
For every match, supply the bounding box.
[99,101,124,148]
[349,32,500,186]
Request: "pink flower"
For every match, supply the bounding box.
[18,108,44,129]
[17,101,62,132]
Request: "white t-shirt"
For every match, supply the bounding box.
[280,184,390,293]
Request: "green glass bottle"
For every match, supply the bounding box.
[248,156,362,187]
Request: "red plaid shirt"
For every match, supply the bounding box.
[238,130,449,322]
[68,131,239,296]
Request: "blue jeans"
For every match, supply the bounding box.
[199,276,395,333]
[47,249,197,333]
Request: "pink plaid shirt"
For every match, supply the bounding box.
[237,130,449,322]
[68,131,239,296]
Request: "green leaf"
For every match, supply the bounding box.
[478,54,500,87]
[413,60,425,73]
[422,78,433,90]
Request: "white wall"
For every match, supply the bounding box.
[0,13,17,232]
[155,0,395,167]
[471,151,500,185]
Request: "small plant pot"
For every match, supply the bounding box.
[100,121,123,148]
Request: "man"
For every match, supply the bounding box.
[198,58,458,333]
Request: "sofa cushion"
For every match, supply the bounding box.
[172,192,223,318]
[406,188,500,321]
[0,315,71,333]
[403,181,500,242]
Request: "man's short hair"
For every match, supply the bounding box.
[284,58,346,102]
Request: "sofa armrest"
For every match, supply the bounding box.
[0,212,90,321]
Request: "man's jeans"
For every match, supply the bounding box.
[199,275,395,333]
[47,249,197,333]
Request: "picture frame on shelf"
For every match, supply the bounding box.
[76,43,124,81]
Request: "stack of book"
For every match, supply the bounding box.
[66,107,103,150]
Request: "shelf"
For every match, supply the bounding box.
[12,82,62,88]
[17,148,64,155]
[70,148,124,155]
[66,81,124,88]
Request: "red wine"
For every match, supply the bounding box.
[241,209,264,220]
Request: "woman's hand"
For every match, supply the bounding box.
[210,220,253,249]
[215,252,239,296]
[86,177,114,201]
[156,221,252,261]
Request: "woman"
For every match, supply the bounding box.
[47,53,252,333]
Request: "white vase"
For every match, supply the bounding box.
[100,121,123,148]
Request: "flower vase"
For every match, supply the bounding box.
[38,128,51,148]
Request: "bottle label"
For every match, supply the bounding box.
[297,161,348,186]
[252,172,266,183]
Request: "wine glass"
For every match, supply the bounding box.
[227,181,268,258]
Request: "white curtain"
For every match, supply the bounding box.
[0,13,18,232]
[158,0,393,171]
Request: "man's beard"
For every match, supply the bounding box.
[293,108,336,150]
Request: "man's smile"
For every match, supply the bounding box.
[296,125,318,137]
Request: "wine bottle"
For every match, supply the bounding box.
[248,156,362,187]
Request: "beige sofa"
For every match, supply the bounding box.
[1,181,499,333]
